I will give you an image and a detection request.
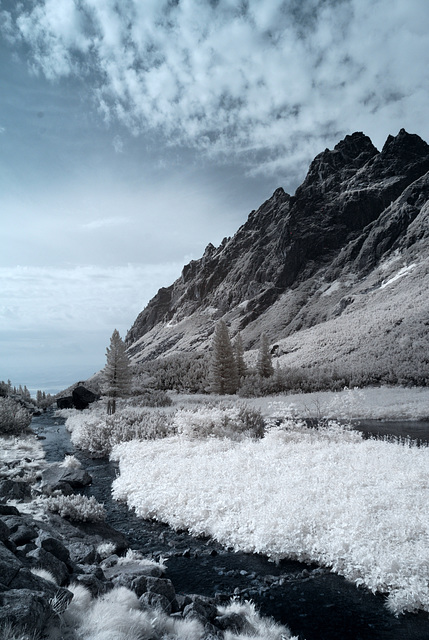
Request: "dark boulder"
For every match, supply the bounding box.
[40,462,92,493]
[72,386,99,410]
[26,547,70,586]
[0,588,53,635]
[56,396,74,409]
[0,479,32,502]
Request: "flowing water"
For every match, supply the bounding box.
[30,410,429,640]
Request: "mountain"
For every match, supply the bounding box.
[126,129,429,385]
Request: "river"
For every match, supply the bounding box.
[31,410,429,640]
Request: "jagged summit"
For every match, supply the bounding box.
[126,130,429,377]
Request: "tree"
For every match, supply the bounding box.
[103,329,132,413]
[234,332,247,382]
[210,320,238,394]
[257,333,274,378]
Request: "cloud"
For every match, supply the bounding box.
[2,0,429,179]
[0,126,4,134]
[0,263,182,333]
[82,216,129,230]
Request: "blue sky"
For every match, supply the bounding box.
[1,0,429,393]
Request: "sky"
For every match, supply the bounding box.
[0,0,428,394]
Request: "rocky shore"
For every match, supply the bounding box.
[0,446,292,639]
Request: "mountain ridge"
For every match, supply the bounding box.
[125,129,429,383]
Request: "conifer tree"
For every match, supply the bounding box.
[234,332,247,382]
[210,320,238,394]
[103,329,132,413]
[257,333,274,378]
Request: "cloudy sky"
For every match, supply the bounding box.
[1,0,428,393]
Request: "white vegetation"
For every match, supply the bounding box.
[111,418,429,616]
[33,583,296,640]
[41,493,106,522]
[0,397,32,434]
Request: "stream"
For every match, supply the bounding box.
[31,410,429,640]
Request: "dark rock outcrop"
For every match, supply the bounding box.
[57,386,99,411]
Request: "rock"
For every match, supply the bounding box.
[0,541,23,587]
[26,547,70,586]
[0,519,10,542]
[139,591,173,614]
[183,595,218,623]
[76,572,111,597]
[0,588,53,635]
[56,396,74,409]
[2,516,38,546]
[0,504,20,516]
[41,462,92,492]
[72,386,99,410]
[67,541,97,564]
[0,479,32,502]
[37,532,71,564]
[215,611,248,633]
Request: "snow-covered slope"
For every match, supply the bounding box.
[126,129,429,382]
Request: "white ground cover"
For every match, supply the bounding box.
[111,423,429,615]
[245,386,429,421]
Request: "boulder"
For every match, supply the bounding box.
[26,548,70,586]
[0,479,32,502]
[72,386,99,410]
[0,588,53,635]
[41,462,92,492]
[0,541,23,587]
[37,532,71,565]
[56,396,74,409]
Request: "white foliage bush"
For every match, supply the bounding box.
[112,423,429,615]
[0,397,32,435]
[46,585,295,640]
[174,403,265,440]
[67,407,175,457]
[43,493,106,522]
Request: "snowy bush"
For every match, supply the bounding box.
[129,389,173,407]
[44,584,297,640]
[43,493,106,522]
[67,407,175,457]
[0,397,32,434]
[173,403,265,440]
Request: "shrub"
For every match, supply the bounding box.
[67,407,175,457]
[0,397,32,435]
[173,403,265,440]
[43,493,106,522]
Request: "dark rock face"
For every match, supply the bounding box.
[125,129,429,360]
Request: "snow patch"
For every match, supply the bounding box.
[380,263,416,288]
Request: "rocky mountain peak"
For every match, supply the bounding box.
[125,130,429,364]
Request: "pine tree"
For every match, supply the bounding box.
[210,320,238,394]
[103,329,132,413]
[257,333,274,378]
[234,332,247,382]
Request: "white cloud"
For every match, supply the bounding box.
[0,263,182,334]
[82,216,129,230]
[3,0,429,180]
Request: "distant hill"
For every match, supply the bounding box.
[126,129,429,386]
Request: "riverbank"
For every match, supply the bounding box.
[0,429,296,639]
